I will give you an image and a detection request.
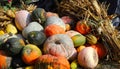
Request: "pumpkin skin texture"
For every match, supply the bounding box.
[0,50,12,69]
[43,34,77,60]
[65,30,80,37]
[45,16,66,30]
[76,20,91,35]
[31,8,46,24]
[22,22,44,38]
[45,12,59,18]
[15,10,31,31]
[34,54,70,69]
[22,44,42,65]
[27,31,46,45]
[44,24,65,37]
[2,37,25,56]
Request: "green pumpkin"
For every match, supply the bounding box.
[1,37,25,56]
[27,31,46,46]
[31,8,46,24]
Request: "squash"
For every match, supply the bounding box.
[86,34,97,45]
[22,22,44,38]
[31,8,46,24]
[65,30,80,37]
[44,24,65,37]
[43,34,77,60]
[0,50,12,69]
[15,10,31,31]
[1,37,25,56]
[34,54,70,69]
[45,16,66,30]
[45,12,59,18]
[22,44,42,65]
[27,31,46,45]
[5,23,18,34]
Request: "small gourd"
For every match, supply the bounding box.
[6,24,18,34]
[22,22,44,38]
[86,34,97,45]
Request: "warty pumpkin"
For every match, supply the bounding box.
[34,54,70,69]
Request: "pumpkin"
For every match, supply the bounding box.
[76,20,91,35]
[91,43,107,59]
[22,44,42,65]
[1,37,25,56]
[22,22,44,38]
[27,31,46,45]
[45,12,59,18]
[34,54,70,69]
[43,34,77,60]
[65,30,80,37]
[45,16,66,30]
[31,8,46,24]
[0,50,12,69]
[44,24,65,37]
[78,47,98,69]
[15,10,31,31]
[61,16,74,24]
[5,23,18,34]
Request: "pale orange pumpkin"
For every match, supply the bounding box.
[44,24,65,37]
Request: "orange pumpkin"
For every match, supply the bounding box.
[75,20,91,35]
[22,44,42,65]
[91,43,107,59]
[44,24,65,37]
[34,54,70,69]
[0,50,12,69]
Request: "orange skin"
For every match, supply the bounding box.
[45,24,65,37]
[76,21,91,35]
[22,44,42,65]
[91,43,107,59]
[0,50,7,69]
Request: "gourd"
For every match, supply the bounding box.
[86,34,97,45]
[45,16,66,30]
[34,54,70,69]
[22,22,44,38]
[15,10,31,31]
[43,34,77,60]
[44,24,65,37]
[27,31,46,45]
[31,8,46,24]
[66,30,80,37]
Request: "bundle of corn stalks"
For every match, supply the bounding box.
[58,0,120,61]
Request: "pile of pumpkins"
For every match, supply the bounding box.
[0,8,107,69]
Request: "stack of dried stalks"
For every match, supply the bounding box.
[58,0,120,61]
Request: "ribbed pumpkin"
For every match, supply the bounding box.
[45,16,66,30]
[44,24,65,37]
[1,37,25,56]
[27,31,46,45]
[0,50,12,69]
[22,22,44,38]
[43,34,77,60]
[34,54,70,69]
[15,10,31,31]
[31,8,46,24]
